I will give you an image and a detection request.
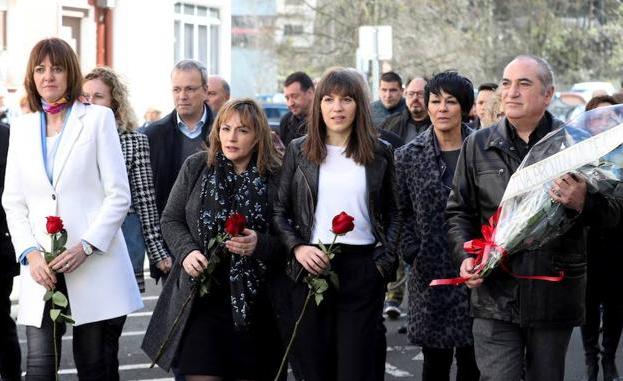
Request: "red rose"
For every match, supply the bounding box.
[331,212,355,235]
[224,212,246,236]
[46,216,64,234]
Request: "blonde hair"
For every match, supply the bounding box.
[207,98,282,176]
[481,90,504,128]
[84,67,138,133]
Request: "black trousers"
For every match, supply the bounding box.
[421,346,479,381]
[291,244,386,381]
[0,275,20,381]
[25,275,127,381]
[581,276,623,362]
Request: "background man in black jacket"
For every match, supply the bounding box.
[278,71,314,148]
[0,124,20,381]
[380,77,430,144]
[143,59,213,217]
[143,60,213,287]
[446,54,622,381]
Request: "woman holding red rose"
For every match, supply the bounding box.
[273,67,401,381]
[2,38,142,380]
[143,99,286,380]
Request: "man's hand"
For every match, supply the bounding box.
[294,245,330,276]
[49,243,88,274]
[182,250,208,278]
[460,257,483,289]
[549,173,587,212]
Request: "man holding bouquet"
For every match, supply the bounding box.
[446,54,623,381]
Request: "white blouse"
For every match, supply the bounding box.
[310,144,375,245]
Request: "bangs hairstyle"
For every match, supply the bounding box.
[304,67,376,165]
[84,67,138,133]
[25,38,83,112]
[424,70,474,121]
[207,98,282,175]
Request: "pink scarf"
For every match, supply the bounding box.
[41,97,69,114]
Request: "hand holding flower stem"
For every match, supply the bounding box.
[274,212,355,381]
[150,212,246,368]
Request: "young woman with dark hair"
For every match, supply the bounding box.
[273,67,400,381]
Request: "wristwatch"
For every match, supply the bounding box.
[81,240,94,256]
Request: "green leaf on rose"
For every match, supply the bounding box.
[310,277,328,294]
[44,252,55,263]
[314,293,324,306]
[60,313,75,324]
[207,237,216,250]
[57,230,68,251]
[43,290,54,301]
[329,271,339,289]
[50,309,61,322]
[52,291,68,308]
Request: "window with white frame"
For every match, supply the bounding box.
[174,2,221,74]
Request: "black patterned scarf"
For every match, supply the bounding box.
[197,152,268,329]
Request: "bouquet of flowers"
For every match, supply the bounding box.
[432,105,623,286]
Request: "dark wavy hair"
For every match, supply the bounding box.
[24,38,83,112]
[425,71,474,121]
[304,67,376,166]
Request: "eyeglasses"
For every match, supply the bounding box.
[406,91,425,99]
[172,85,204,95]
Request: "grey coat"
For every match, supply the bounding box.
[141,151,284,370]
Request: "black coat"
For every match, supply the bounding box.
[142,108,213,216]
[142,152,285,371]
[0,124,16,278]
[446,113,623,327]
[396,125,473,347]
[380,108,430,143]
[278,111,306,149]
[273,137,401,282]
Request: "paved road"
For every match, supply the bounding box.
[13,277,623,380]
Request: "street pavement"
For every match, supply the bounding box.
[13,277,623,380]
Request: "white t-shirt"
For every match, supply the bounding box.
[310,144,376,246]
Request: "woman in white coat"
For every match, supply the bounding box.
[2,37,143,380]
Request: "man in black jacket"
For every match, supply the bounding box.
[279,71,314,148]
[0,124,20,381]
[446,55,623,381]
[143,60,213,284]
[380,77,430,143]
[144,59,213,217]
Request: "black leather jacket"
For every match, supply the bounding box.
[273,137,401,282]
[446,113,623,327]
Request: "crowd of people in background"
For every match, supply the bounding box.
[1,36,623,381]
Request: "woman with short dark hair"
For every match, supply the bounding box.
[396,71,480,381]
[273,67,400,380]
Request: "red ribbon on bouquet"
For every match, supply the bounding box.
[430,208,565,286]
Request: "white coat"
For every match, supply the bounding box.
[2,101,143,327]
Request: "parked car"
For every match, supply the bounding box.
[548,92,585,122]
[570,81,616,102]
[262,103,289,132]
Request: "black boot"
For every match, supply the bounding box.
[602,356,620,381]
